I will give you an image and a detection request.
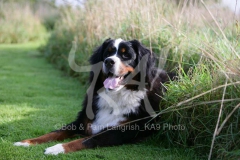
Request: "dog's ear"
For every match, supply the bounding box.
[89,38,112,64]
[129,39,156,78]
[129,39,156,67]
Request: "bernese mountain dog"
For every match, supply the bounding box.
[14,38,171,155]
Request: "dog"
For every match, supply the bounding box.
[14,38,171,155]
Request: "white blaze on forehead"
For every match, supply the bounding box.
[114,38,123,51]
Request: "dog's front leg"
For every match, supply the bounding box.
[44,138,87,155]
[14,130,76,147]
[44,128,139,155]
[13,121,82,147]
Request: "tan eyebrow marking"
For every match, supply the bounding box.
[121,48,126,53]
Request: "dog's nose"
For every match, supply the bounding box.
[104,58,115,69]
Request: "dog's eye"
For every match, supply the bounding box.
[122,52,130,59]
[120,48,130,59]
[105,47,116,57]
[108,47,113,52]
[108,47,116,53]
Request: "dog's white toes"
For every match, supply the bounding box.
[44,144,65,155]
[14,142,30,147]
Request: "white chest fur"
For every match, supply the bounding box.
[90,88,146,134]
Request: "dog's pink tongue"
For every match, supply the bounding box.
[104,77,120,89]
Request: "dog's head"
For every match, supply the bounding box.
[90,38,156,91]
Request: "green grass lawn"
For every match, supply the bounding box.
[0,43,198,160]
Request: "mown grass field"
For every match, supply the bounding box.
[0,43,198,159]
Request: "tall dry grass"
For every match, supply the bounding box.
[0,2,47,43]
[42,0,240,159]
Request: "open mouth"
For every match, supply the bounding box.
[103,72,129,90]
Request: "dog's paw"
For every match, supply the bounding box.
[14,142,30,147]
[44,144,65,155]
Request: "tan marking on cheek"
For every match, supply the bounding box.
[62,138,87,153]
[119,63,134,75]
[125,66,134,72]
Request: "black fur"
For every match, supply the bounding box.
[58,38,171,148]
